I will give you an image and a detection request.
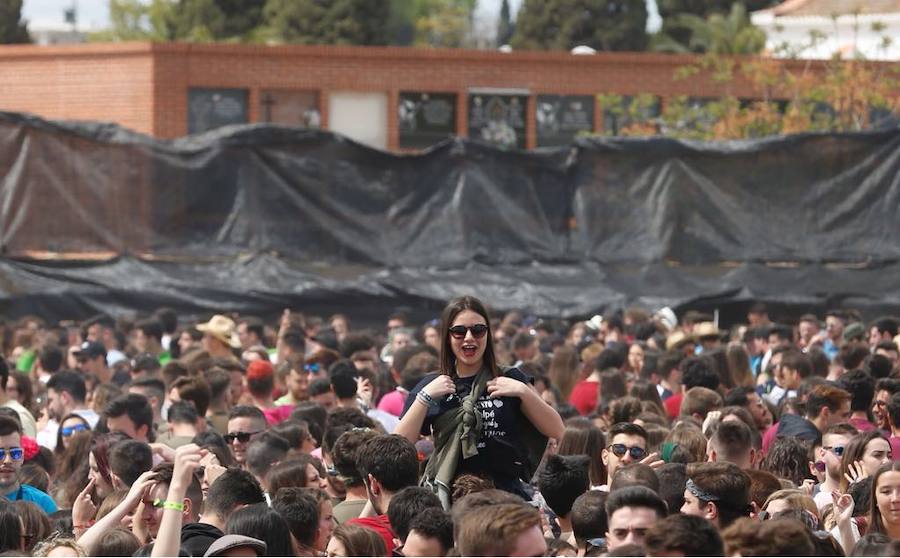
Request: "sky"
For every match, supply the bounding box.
[23,0,661,34]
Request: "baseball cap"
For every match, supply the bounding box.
[73,341,106,360]
[204,535,266,557]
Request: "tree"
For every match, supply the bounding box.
[655,0,777,51]
[413,0,476,47]
[496,0,514,46]
[655,0,777,19]
[214,0,267,38]
[512,0,648,52]
[0,0,30,44]
[264,0,393,45]
[651,3,766,55]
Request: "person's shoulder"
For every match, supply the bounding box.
[22,484,56,506]
[503,366,532,384]
[411,372,441,391]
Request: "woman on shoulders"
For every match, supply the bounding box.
[395,295,564,506]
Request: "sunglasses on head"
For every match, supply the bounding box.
[448,324,489,339]
[61,424,89,437]
[0,447,24,461]
[224,431,260,444]
[608,443,647,460]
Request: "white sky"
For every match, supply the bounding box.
[23,0,661,34]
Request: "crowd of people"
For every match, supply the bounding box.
[1,297,900,556]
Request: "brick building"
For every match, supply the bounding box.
[0,42,832,151]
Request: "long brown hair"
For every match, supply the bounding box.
[549,345,579,400]
[869,461,900,535]
[439,296,499,378]
[331,523,386,557]
[840,430,888,492]
[557,417,607,487]
[726,344,755,388]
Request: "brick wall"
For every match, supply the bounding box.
[0,42,855,149]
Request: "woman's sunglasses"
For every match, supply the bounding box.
[61,424,89,437]
[448,324,489,339]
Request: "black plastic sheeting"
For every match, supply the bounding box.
[1,111,899,323]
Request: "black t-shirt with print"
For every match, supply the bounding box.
[402,367,533,484]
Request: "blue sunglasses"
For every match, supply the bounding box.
[0,447,24,461]
[62,423,89,437]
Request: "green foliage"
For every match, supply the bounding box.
[651,3,766,55]
[512,0,648,52]
[412,0,475,47]
[264,0,393,45]
[0,0,30,44]
[656,0,775,53]
[497,0,514,46]
[656,0,777,19]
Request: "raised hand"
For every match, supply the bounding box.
[423,374,456,399]
[845,459,868,485]
[72,476,98,528]
[486,377,528,398]
[639,451,665,469]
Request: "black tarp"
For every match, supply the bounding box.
[1,111,899,324]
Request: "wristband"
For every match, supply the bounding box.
[162,500,185,511]
[417,391,439,408]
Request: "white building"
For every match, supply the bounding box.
[752,0,900,60]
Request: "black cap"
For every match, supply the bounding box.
[73,341,106,360]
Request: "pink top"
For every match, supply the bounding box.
[263,404,294,426]
[377,390,407,417]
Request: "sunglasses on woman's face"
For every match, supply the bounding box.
[448,324,489,339]
[62,424,89,437]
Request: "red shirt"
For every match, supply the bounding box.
[347,514,395,555]
[569,380,600,415]
[664,393,683,419]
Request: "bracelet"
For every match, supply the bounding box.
[417,391,439,408]
[162,500,185,511]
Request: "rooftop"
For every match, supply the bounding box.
[767,0,900,16]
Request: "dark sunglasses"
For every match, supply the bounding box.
[0,447,24,461]
[61,424,89,437]
[608,443,647,460]
[448,324,489,339]
[224,431,261,444]
[824,445,845,457]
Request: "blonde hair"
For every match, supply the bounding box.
[32,537,87,558]
[762,488,819,519]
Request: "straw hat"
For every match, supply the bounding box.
[666,331,692,351]
[196,314,241,349]
[693,322,723,340]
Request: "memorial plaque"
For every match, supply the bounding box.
[398,92,457,149]
[601,95,661,136]
[188,88,249,135]
[259,90,321,129]
[536,95,595,147]
[468,92,527,149]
